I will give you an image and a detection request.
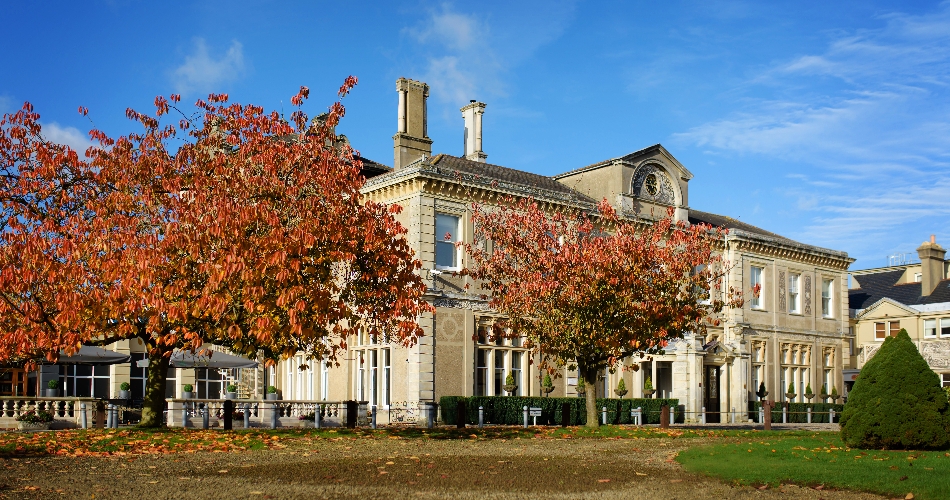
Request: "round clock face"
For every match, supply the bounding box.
[644,174,659,196]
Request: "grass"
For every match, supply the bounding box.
[677,431,950,499]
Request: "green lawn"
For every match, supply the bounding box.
[677,431,950,499]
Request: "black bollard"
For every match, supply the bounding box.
[560,402,571,427]
[223,399,233,431]
[345,401,358,428]
[456,400,466,429]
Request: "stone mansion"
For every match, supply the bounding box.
[18,78,856,423]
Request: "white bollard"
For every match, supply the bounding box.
[602,406,608,425]
[522,406,529,429]
[271,403,279,429]
[783,405,787,423]
[758,407,764,424]
[829,408,835,423]
[635,407,642,425]
[701,406,706,425]
[478,406,484,428]
[807,407,812,424]
[315,404,321,429]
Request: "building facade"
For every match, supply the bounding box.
[847,237,950,392]
[26,78,855,424]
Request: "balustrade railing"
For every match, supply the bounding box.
[0,397,102,429]
[165,399,369,429]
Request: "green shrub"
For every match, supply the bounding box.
[805,383,813,395]
[840,329,950,450]
[576,377,585,393]
[266,385,278,394]
[505,373,515,386]
[439,396,682,426]
[542,373,554,389]
[820,384,828,395]
[227,384,238,393]
[831,386,838,397]
[616,378,626,392]
[47,380,58,390]
[120,382,131,391]
[643,377,653,391]
[755,382,768,399]
[787,382,795,394]
[182,384,194,393]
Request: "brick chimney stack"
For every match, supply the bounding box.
[917,235,947,296]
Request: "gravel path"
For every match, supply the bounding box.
[0,434,884,499]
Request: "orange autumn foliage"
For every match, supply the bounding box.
[0,79,432,425]
[463,198,743,426]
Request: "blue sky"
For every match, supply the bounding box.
[3,1,949,269]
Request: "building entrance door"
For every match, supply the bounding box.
[704,365,721,423]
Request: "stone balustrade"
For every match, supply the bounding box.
[165,399,368,428]
[0,397,102,429]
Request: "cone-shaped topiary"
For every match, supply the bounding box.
[542,373,554,388]
[840,329,950,450]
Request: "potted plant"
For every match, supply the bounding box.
[755,382,769,401]
[819,384,829,402]
[15,409,54,431]
[266,385,279,400]
[540,373,555,396]
[785,382,796,401]
[225,384,238,400]
[614,378,628,398]
[576,377,586,396]
[299,412,316,427]
[503,373,518,395]
[182,384,194,399]
[830,386,840,402]
[804,383,815,400]
[643,376,655,398]
[44,380,59,398]
[118,382,132,400]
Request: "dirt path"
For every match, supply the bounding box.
[0,435,883,499]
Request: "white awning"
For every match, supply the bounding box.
[135,349,258,369]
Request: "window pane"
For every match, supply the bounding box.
[475,349,487,396]
[925,319,937,337]
[890,321,900,337]
[435,214,459,268]
[494,351,506,396]
[875,322,886,339]
[941,318,950,337]
[750,266,762,309]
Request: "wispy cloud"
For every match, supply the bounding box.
[403,2,575,105]
[673,3,950,264]
[171,38,245,95]
[0,94,13,115]
[41,122,94,153]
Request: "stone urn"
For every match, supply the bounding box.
[541,385,555,396]
[614,389,628,398]
[785,392,797,401]
[804,392,815,401]
[819,393,829,402]
[503,384,518,394]
[17,421,50,432]
[643,389,656,398]
[830,394,840,403]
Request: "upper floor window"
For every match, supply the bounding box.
[750,266,764,310]
[821,279,833,318]
[788,274,801,314]
[925,319,937,338]
[941,318,950,338]
[435,213,460,269]
[875,321,900,341]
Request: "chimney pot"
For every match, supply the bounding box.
[917,236,947,297]
[461,101,488,163]
[932,234,936,244]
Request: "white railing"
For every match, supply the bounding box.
[0,397,101,429]
[165,399,369,428]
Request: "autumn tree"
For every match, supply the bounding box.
[0,80,433,427]
[463,198,741,427]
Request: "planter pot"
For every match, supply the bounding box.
[503,384,518,394]
[266,393,279,401]
[541,386,555,396]
[225,392,238,400]
[819,394,829,402]
[118,390,131,399]
[643,389,656,398]
[17,421,50,431]
[804,393,815,400]
[181,392,194,399]
[831,395,840,402]
[756,391,769,400]
[785,393,797,400]
[614,389,628,398]
[44,389,59,398]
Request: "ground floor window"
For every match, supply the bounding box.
[354,347,391,407]
[130,353,179,400]
[59,365,110,398]
[943,373,950,387]
[475,348,526,396]
[195,368,233,399]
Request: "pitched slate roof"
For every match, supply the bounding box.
[687,209,799,244]
[427,154,596,203]
[356,155,391,179]
[849,269,950,310]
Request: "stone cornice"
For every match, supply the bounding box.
[728,230,853,270]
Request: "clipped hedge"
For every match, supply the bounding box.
[841,329,950,450]
[439,396,682,426]
[747,401,844,423]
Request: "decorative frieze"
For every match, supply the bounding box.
[433,297,491,311]
[804,275,812,316]
[920,341,950,369]
[779,271,787,312]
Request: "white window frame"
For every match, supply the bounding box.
[941,318,950,338]
[924,319,938,338]
[435,213,461,271]
[821,279,833,318]
[474,324,527,397]
[788,274,801,314]
[750,265,764,310]
[353,343,392,408]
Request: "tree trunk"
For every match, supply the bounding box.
[582,366,599,428]
[139,348,171,428]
